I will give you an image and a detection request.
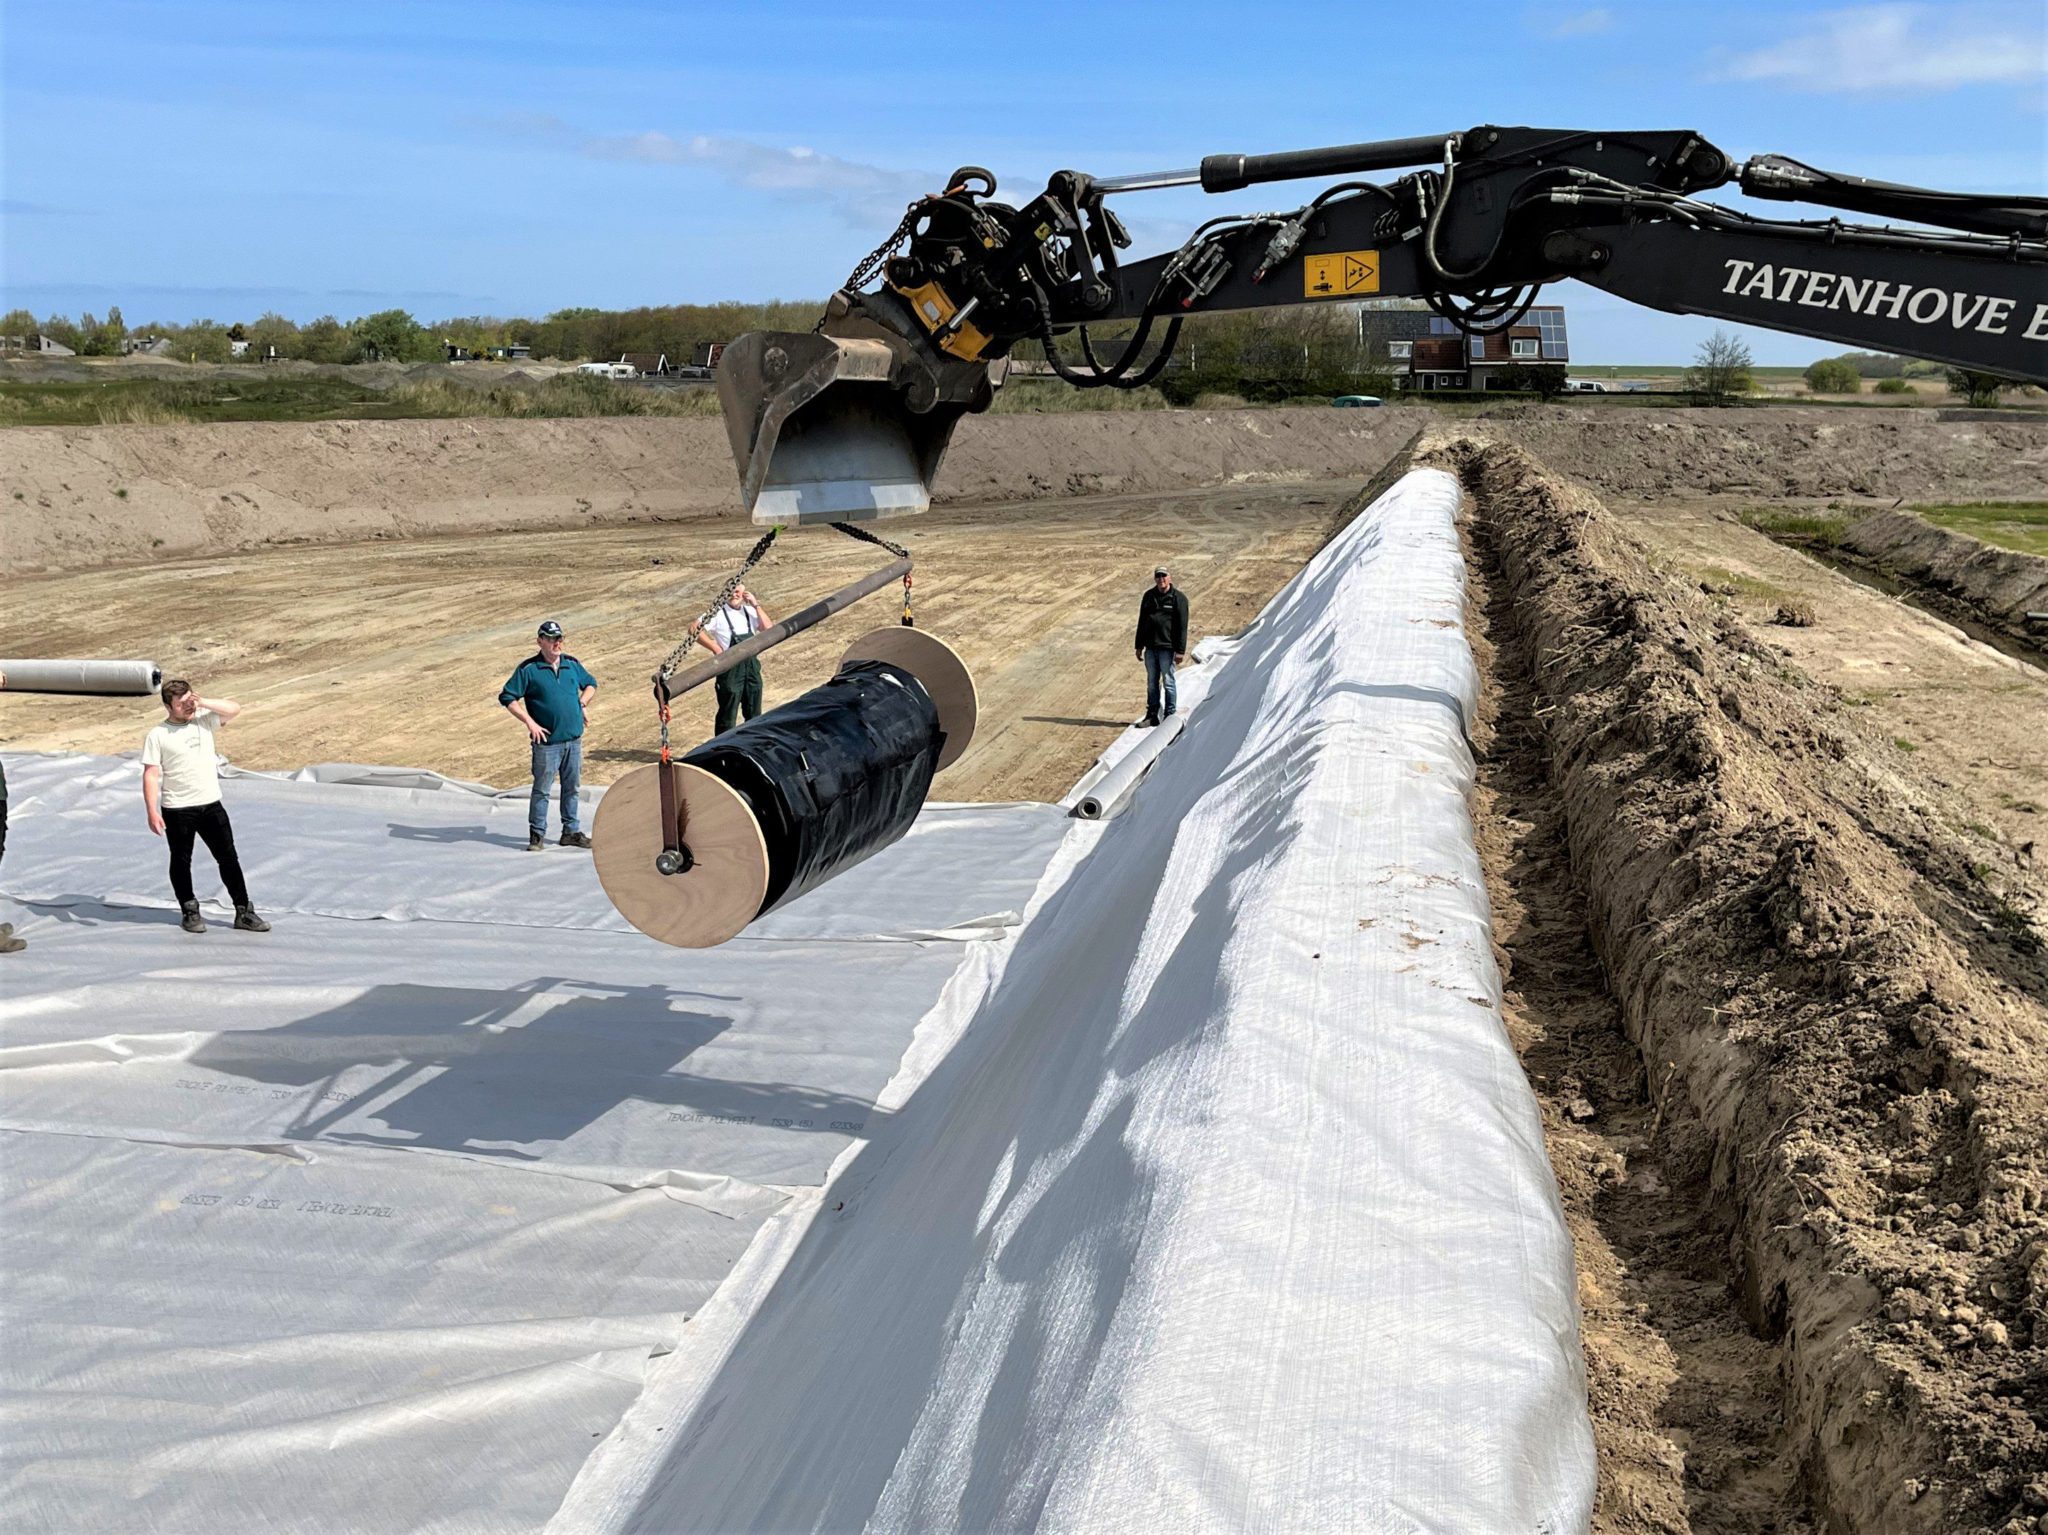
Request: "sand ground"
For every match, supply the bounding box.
[5,406,2045,1529]
[2,482,1363,804]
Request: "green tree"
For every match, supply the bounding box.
[77,311,116,355]
[1684,329,1753,405]
[99,304,129,354]
[1803,358,1861,393]
[172,320,234,364]
[352,308,432,362]
[0,307,36,337]
[40,314,84,350]
[1943,369,2018,408]
[245,311,300,361]
[297,315,356,364]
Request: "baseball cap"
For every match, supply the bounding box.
[537,620,564,639]
[1154,565,1170,577]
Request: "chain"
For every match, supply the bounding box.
[654,524,781,759]
[829,521,915,627]
[815,205,924,333]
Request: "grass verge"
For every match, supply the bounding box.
[1909,502,2048,558]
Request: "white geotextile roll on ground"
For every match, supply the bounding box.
[571,468,1596,1534]
[0,657,160,695]
[1074,709,1185,818]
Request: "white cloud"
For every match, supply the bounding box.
[1714,3,2045,92]
[1535,8,1613,39]
[484,113,937,226]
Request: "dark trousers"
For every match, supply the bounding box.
[165,800,251,908]
[715,658,764,734]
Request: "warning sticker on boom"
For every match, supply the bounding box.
[1303,250,1380,297]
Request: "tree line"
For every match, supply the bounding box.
[3,301,824,366]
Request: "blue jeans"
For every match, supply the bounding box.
[530,739,583,836]
[1143,647,1178,720]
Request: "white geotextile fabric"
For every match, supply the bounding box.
[0,764,1070,1534]
[2,466,1593,1534]
[563,467,1595,1534]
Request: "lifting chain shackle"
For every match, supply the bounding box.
[827,520,915,628]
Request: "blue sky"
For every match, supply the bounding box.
[3,0,2042,362]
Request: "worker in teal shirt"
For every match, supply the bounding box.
[498,620,598,852]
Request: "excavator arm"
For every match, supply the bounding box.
[715,126,2048,524]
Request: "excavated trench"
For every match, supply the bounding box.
[1441,438,2048,1535]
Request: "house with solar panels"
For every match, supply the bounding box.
[1354,298,1569,390]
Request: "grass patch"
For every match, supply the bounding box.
[986,380,1173,413]
[0,372,723,426]
[1740,507,1852,545]
[1909,501,2048,558]
[1893,736,1920,753]
[1695,563,1792,602]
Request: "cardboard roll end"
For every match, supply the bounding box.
[838,627,978,772]
[592,763,770,948]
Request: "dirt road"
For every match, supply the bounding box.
[3,482,1368,803]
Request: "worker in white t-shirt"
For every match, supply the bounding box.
[694,583,774,734]
[141,680,270,936]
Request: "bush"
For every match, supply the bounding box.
[1803,359,1862,394]
[1944,369,2019,408]
[1490,362,1569,397]
[1873,377,1913,395]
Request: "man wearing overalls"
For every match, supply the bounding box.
[695,584,774,734]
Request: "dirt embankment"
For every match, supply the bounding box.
[0,408,1419,575]
[1445,439,2048,1533]
[1836,510,2048,646]
[1487,408,2048,503]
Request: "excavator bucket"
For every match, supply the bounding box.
[714,331,972,527]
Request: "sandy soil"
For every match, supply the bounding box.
[1484,406,2048,502]
[1582,498,2048,906]
[1450,437,2047,1534]
[1,481,1378,804]
[0,407,1418,574]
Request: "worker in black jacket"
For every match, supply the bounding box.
[1134,565,1190,726]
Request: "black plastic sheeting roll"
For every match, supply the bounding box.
[682,659,944,917]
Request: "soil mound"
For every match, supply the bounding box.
[3,408,1417,576]
[1488,407,2048,503]
[1442,438,2048,1533]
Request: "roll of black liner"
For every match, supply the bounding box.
[683,659,943,916]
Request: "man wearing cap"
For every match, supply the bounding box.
[499,621,598,852]
[1134,565,1190,727]
[693,583,774,735]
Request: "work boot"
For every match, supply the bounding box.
[527,831,546,852]
[0,927,24,954]
[560,830,593,850]
[180,901,207,934]
[233,906,271,933]
[1141,714,1159,728]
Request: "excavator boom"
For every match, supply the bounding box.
[716,126,2048,524]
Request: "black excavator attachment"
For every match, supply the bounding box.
[712,129,2047,526]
